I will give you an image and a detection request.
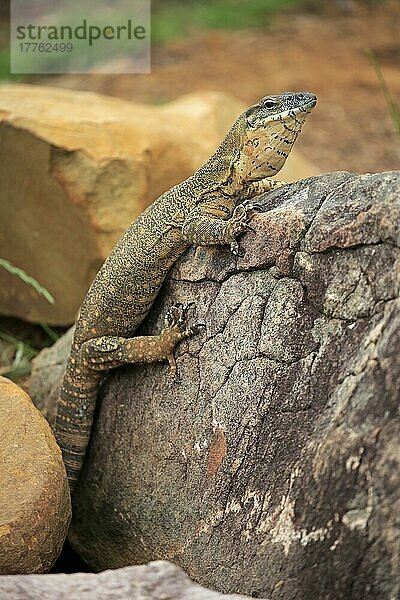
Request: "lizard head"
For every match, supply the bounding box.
[236,91,317,181]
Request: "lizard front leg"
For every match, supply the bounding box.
[181,178,286,254]
[182,203,255,255]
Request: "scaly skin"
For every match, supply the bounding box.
[55,91,317,491]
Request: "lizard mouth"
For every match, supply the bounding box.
[301,95,317,111]
[268,96,317,123]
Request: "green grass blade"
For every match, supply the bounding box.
[39,322,60,343]
[0,331,37,357]
[367,49,400,139]
[0,258,55,304]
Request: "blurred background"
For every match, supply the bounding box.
[2,0,400,171]
[0,0,399,379]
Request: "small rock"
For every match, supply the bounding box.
[0,560,263,600]
[0,376,71,574]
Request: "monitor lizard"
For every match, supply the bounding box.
[55,91,317,492]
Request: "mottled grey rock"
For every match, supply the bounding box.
[29,171,400,599]
[0,560,260,599]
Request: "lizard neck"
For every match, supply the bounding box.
[191,107,307,200]
[192,118,245,193]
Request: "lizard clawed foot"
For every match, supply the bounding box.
[164,302,195,328]
[241,222,256,234]
[164,302,205,340]
[163,303,205,381]
[188,320,206,336]
[226,204,257,256]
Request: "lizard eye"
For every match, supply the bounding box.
[264,99,277,109]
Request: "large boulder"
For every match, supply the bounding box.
[0,376,71,574]
[28,171,399,599]
[0,84,317,325]
[0,560,262,600]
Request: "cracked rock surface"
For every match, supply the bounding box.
[30,171,399,599]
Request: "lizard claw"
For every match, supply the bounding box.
[169,371,182,385]
[164,302,201,335]
[230,240,240,255]
[182,301,196,316]
[164,312,204,383]
[227,204,256,236]
[165,303,191,327]
[188,321,206,336]
[229,240,245,257]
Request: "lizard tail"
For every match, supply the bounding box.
[55,362,102,493]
